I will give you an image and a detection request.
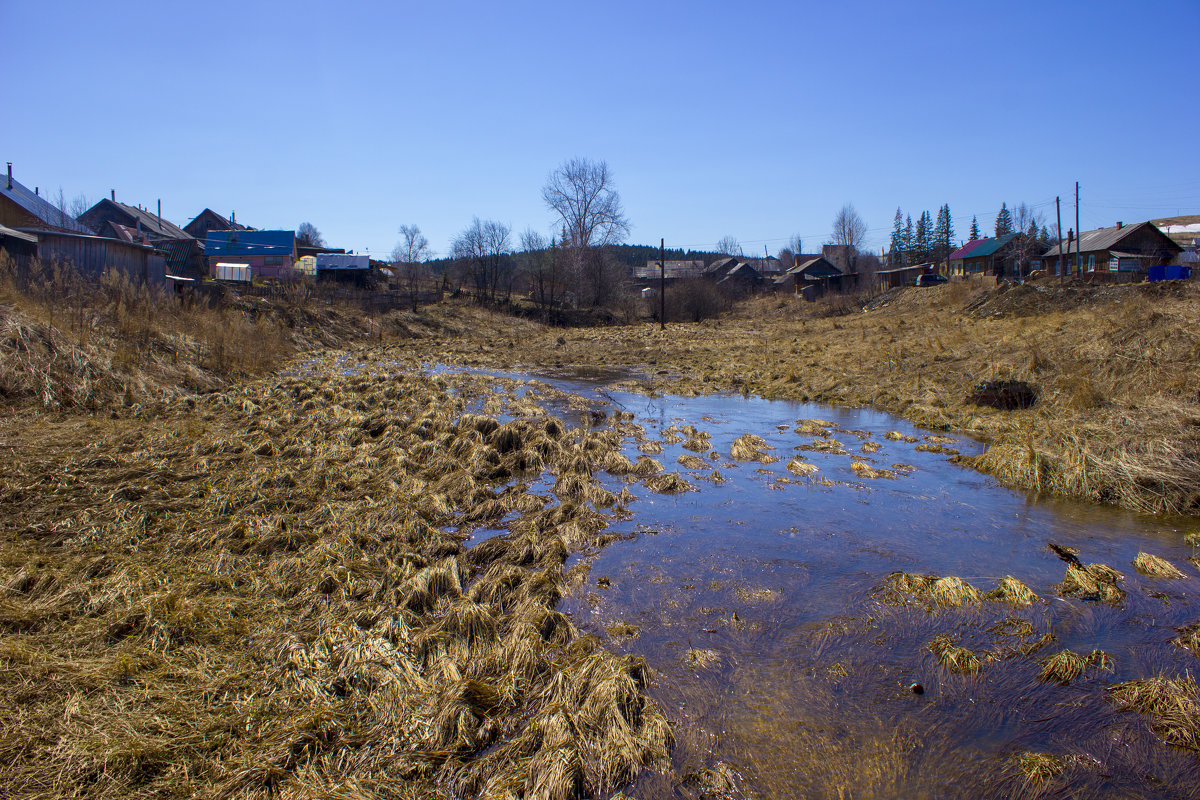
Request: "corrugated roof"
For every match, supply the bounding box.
[0,172,94,234]
[206,229,296,257]
[111,201,192,240]
[0,223,38,243]
[1042,222,1180,257]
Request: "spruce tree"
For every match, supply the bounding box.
[915,210,932,263]
[1039,225,1052,249]
[889,208,904,267]
[995,202,1014,237]
[969,216,980,241]
[902,215,915,266]
[933,205,954,263]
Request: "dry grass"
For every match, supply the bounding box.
[394,279,1200,517]
[786,457,819,477]
[985,575,1040,606]
[643,473,694,494]
[1133,551,1188,579]
[1037,649,1112,684]
[0,359,674,798]
[1058,562,1127,605]
[929,634,981,675]
[729,434,776,463]
[1109,673,1200,752]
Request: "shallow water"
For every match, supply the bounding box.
[435,363,1200,798]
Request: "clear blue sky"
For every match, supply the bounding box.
[3,0,1197,258]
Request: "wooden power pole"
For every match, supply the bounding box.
[659,238,666,331]
[1075,182,1081,277]
[1056,196,1063,284]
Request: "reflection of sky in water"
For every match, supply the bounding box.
[438,363,1200,798]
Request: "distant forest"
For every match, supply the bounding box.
[424,243,722,273]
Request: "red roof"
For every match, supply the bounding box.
[948,239,988,260]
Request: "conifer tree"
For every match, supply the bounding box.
[902,215,915,266]
[915,210,932,263]
[1039,225,1052,249]
[969,216,980,241]
[995,203,1014,237]
[889,208,904,267]
[933,204,954,263]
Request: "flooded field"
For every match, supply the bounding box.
[444,364,1200,799]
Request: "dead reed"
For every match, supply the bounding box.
[1109,673,1200,752]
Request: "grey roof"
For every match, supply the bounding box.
[1042,221,1180,257]
[0,223,38,243]
[111,201,192,240]
[0,173,94,234]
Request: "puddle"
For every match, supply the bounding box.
[438,364,1200,797]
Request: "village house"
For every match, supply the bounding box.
[183,208,250,241]
[1,165,164,284]
[773,255,845,299]
[206,230,297,280]
[631,259,704,284]
[947,233,1029,277]
[1,163,93,234]
[1041,221,1182,279]
[77,195,202,277]
[701,257,762,292]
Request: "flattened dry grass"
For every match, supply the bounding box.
[1109,673,1200,753]
[1058,562,1126,605]
[929,634,981,675]
[729,434,777,463]
[0,363,673,798]
[1133,551,1188,579]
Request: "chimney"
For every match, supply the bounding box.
[35,187,39,196]
[157,199,162,231]
[111,189,115,201]
[5,162,10,190]
[1116,221,1123,229]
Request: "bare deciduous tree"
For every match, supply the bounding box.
[715,236,743,257]
[297,222,325,248]
[541,158,630,306]
[452,217,513,303]
[831,204,867,251]
[391,224,430,311]
[520,228,562,321]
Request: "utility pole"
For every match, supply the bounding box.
[659,238,665,331]
[1075,182,1081,278]
[1056,196,1064,283]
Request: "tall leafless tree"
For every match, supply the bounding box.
[452,217,512,303]
[715,236,743,257]
[541,158,630,306]
[520,228,561,321]
[391,224,431,311]
[831,204,867,251]
[296,222,325,248]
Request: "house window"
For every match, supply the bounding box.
[265,256,283,267]
[1087,254,1095,272]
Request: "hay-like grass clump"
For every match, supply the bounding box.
[1134,551,1187,579]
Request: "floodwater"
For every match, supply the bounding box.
[441,364,1200,798]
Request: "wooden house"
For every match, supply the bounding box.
[774,256,845,297]
[1,163,93,234]
[947,233,1028,277]
[1041,221,1182,279]
[77,197,202,276]
[183,208,249,241]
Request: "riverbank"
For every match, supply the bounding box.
[389,276,1200,517]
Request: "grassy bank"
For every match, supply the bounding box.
[391,276,1200,517]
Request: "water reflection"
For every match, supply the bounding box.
[455,364,1200,797]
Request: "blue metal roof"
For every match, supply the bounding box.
[1,172,94,234]
[205,229,295,257]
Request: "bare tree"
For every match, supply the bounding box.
[541,158,630,306]
[391,224,430,311]
[520,228,562,321]
[1010,202,1046,278]
[715,236,743,257]
[297,222,325,248]
[452,217,513,303]
[788,234,804,255]
[831,204,867,251]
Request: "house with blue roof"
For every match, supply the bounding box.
[205,230,297,280]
